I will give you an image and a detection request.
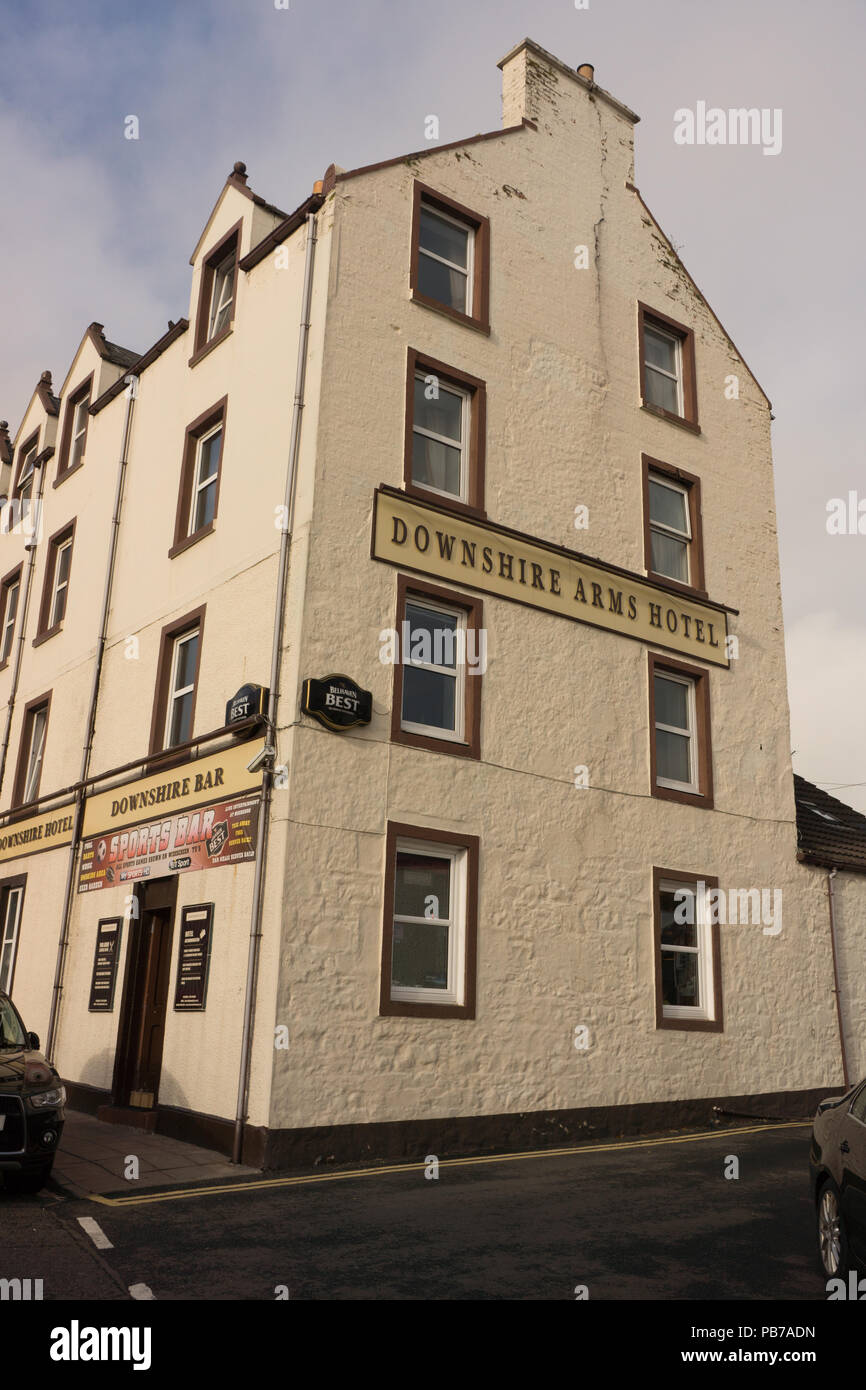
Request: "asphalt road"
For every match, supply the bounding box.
[1,1120,827,1302]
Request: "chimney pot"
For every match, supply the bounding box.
[577,62,594,83]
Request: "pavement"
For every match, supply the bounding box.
[51,1109,259,1196]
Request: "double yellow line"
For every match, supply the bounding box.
[86,1119,810,1208]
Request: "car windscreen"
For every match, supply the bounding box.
[0,996,27,1049]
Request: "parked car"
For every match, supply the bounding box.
[0,992,66,1193]
[810,1077,866,1278]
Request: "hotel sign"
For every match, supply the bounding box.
[372,488,730,668]
[0,803,75,865]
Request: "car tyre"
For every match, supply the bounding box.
[3,1160,54,1195]
[817,1178,849,1279]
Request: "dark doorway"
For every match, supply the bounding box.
[112,876,178,1109]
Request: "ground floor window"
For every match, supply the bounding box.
[0,876,26,994]
[653,867,723,1032]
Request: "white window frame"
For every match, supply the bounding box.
[654,671,698,794]
[412,372,469,503]
[164,629,199,748]
[418,202,474,314]
[648,473,691,583]
[390,839,467,1006]
[208,252,235,340]
[17,443,37,509]
[1,579,19,663]
[69,393,90,470]
[660,878,715,1022]
[0,885,24,994]
[188,424,222,536]
[400,596,466,744]
[48,537,73,629]
[22,707,47,804]
[644,321,683,416]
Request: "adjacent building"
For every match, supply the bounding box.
[0,39,856,1167]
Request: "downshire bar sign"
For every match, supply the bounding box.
[372,488,731,668]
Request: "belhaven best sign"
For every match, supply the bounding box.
[77,742,263,893]
[372,487,732,668]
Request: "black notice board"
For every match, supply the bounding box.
[174,904,214,1011]
[88,918,123,1011]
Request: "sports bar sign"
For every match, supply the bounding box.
[372,487,731,668]
[77,742,263,893]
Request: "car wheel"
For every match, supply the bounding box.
[3,1161,54,1195]
[817,1180,848,1278]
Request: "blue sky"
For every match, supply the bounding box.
[2,0,864,805]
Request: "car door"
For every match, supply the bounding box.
[840,1080,866,1265]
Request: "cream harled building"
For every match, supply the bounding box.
[0,40,852,1167]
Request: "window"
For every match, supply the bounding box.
[638,304,698,430]
[170,400,227,555]
[849,1084,866,1127]
[192,222,241,361]
[642,456,705,596]
[653,868,722,1031]
[391,576,483,760]
[648,653,713,809]
[149,608,205,756]
[410,183,490,332]
[0,878,25,994]
[380,822,479,1018]
[14,432,39,514]
[35,521,75,643]
[0,568,22,668]
[404,349,486,516]
[56,376,93,481]
[13,694,50,807]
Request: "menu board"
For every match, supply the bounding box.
[88,919,123,1011]
[173,905,213,1011]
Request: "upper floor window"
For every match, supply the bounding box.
[638,304,698,431]
[642,456,705,596]
[0,568,21,668]
[149,608,205,756]
[36,523,75,642]
[191,222,241,363]
[13,694,50,806]
[170,399,227,556]
[404,349,486,516]
[391,576,483,761]
[14,432,39,512]
[56,377,92,481]
[410,183,490,333]
[648,653,713,810]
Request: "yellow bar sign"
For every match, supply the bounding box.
[372,489,730,668]
[0,804,75,863]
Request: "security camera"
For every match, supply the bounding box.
[247,744,275,775]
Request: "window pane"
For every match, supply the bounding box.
[0,943,14,994]
[644,366,679,414]
[417,255,467,313]
[654,675,689,730]
[168,689,194,747]
[662,949,700,1007]
[403,665,456,731]
[198,430,222,482]
[412,434,461,495]
[644,325,677,374]
[56,544,71,589]
[175,633,199,691]
[193,480,217,533]
[414,379,463,442]
[419,207,468,268]
[650,529,689,582]
[657,729,691,783]
[406,604,458,669]
[395,852,451,919]
[660,887,697,947]
[649,480,687,532]
[391,919,449,990]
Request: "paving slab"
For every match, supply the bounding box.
[53,1109,258,1195]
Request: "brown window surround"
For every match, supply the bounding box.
[34,519,76,646]
[652,866,723,1033]
[0,873,27,995]
[641,454,706,599]
[54,374,94,485]
[638,302,699,433]
[379,820,479,1019]
[391,574,483,761]
[169,398,227,557]
[648,651,714,811]
[13,430,40,500]
[148,606,206,762]
[12,691,51,809]
[404,348,486,519]
[410,181,490,334]
[190,220,242,366]
[0,565,23,671]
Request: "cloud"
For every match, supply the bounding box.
[786,612,866,814]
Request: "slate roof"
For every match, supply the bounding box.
[794,774,866,874]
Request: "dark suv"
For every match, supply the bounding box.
[810,1077,866,1280]
[0,992,66,1193]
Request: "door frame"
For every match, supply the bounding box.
[111,876,178,1108]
